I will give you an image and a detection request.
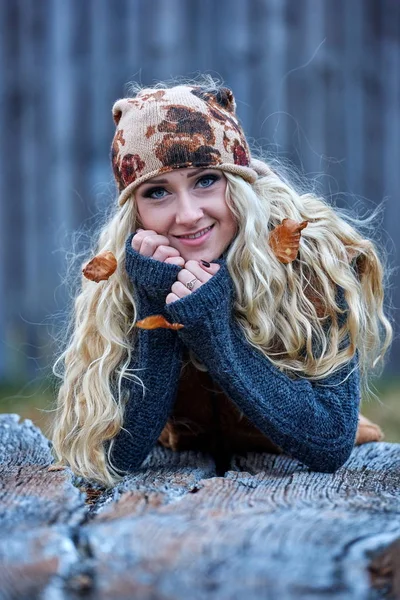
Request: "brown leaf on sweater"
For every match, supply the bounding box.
[135,315,184,330]
[82,251,117,283]
[269,219,308,264]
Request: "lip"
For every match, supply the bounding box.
[174,224,214,246]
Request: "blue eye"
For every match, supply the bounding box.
[142,174,220,199]
[144,187,168,200]
[196,174,219,188]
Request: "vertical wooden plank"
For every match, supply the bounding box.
[209,0,251,131]
[343,0,364,195]
[284,0,326,178]
[382,0,400,370]
[145,0,190,81]
[248,0,288,155]
[69,0,94,228]
[126,0,142,84]
[135,0,162,84]
[46,0,77,373]
[0,0,25,379]
[107,0,131,95]
[132,0,191,85]
[0,0,9,378]
[285,0,308,170]
[89,0,133,214]
[190,0,219,76]
[89,0,115,214]
[31,1,66,375]
[150,0,176,81]
[362,0,383,205]
[187,0,232,97]
[49,0,74,241]
[324,0,347,202]
[303,0,326,177]
[20,0,57,367]
[18,0,40,379]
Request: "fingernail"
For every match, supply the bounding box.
[200,260,211,267]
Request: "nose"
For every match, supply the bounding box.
[174,191,204,225]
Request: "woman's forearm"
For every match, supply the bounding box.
[109,327,183,473]
[164,263,360,473]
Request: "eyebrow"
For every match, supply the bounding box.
[142,168,211,186]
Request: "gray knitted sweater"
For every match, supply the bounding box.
[109,234,360,474]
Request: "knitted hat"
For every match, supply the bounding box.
[111,85,258,206]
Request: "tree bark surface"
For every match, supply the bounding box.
[0,413,399,599]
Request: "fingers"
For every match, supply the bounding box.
[165,256,185,267]
[166,292,180,305]
[170,280,192,298]
[176,260,220,289]
[132,229,184,265]
[183,260,221,279]
[152,245,180,262]
[196,260,221,276]
[167,259,221,303]
[132,230,170,257]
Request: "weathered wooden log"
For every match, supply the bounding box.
[0,413,399,599]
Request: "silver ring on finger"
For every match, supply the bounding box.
[186,278,198,291]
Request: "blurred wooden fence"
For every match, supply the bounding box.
[0,0,399,382]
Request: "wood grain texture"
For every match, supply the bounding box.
[0,413,399,599]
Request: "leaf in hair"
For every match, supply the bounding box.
[82,251,117,282]
[135,315,184,330]
[269,219,308,264]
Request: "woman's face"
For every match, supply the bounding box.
[134,168,237,262]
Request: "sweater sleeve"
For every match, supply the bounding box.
[124,232,183,317]
[164,259,361,473]
[107,235,183,474]
[108,326,183,474]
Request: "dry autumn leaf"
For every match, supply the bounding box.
[269,219,308,264]
[82,251,117,283]
[80,487,104,506]
[135,315,184,331]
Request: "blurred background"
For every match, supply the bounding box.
[0,0,399,440]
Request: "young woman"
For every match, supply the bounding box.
[51,78,392,487]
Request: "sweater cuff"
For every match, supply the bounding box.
[125,233,182,294]
[164,258,235,327]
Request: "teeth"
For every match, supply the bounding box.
[181,226,212,239]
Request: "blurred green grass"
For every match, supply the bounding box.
[0,380,56,440]
[0,377,399,443]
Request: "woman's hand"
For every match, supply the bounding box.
[166,260,220,304]
[132,229,185,267]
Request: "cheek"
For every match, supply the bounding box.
[135,199,145,224]
[219,198,237,229]
[136,202,160,230]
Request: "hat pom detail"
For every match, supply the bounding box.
[112,99,128,126]
[215,88,236,113]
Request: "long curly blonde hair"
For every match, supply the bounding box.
[51,81,392,488]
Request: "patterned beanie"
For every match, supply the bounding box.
[111,85,258,206]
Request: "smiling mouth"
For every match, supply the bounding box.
[175,225,214,239]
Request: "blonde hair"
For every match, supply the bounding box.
[51,83,392,488]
